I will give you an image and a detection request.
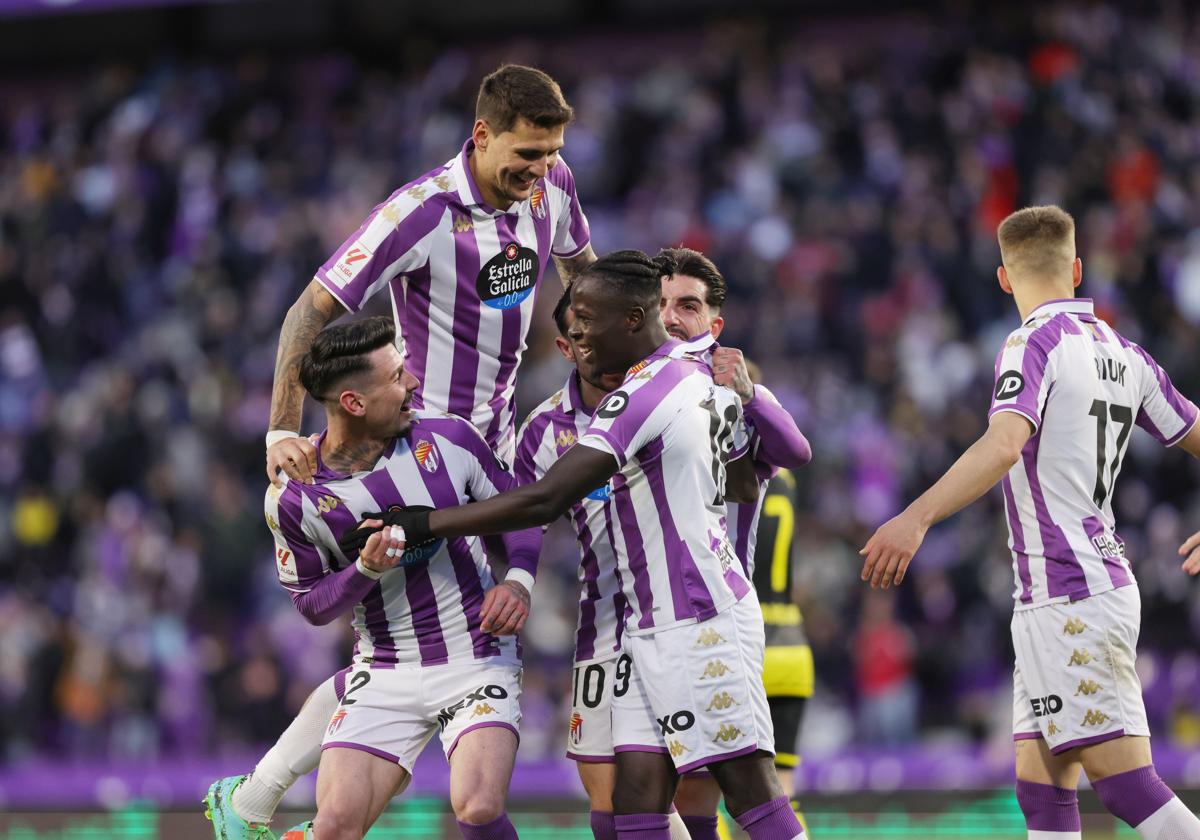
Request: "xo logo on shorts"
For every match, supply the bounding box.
[1029,695,1062,717]
[658,710,695,736]
[436,684,509,730]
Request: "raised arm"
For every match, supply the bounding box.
[859,411,1032,589]
[266,280,345,485]
[553,244,597,288]
[1173,420,1200,576]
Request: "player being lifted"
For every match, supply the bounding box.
[861,206,1200,840]
[383,251,807,840]
[263,317,538,840]
[207,64,594,838]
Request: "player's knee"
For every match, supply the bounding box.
[612,764,672,814]
[452,789,507,825]
[313,807,367,840]
[710,754,782,818]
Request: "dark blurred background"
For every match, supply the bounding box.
[2,0,1200,821]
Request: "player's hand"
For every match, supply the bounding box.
[712,347,754,403]
[859,510,927,588]
[479,580,531,635]
[338,507,436,557]
[358,521,406,574]
[267,436,318,486]
[1179,530,1200,576]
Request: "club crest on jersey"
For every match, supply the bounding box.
[413,439,440,473]
[529,187,547,219]
[477,243,539,310]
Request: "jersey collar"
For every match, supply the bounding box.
[456,139,534,217]
[1024,298,1094,325]
[670,330,717,358]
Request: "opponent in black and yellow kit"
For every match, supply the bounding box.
[752,468,814,780]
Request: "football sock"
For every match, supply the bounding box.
[615,812,671,840]
[590,811,617,840]
[1093,766,1200,839]
[457,812,519,840]
[1014,780,1081,839]
[734,796,804,840]
[681,814,719,840]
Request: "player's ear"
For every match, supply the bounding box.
[472,119,491,153]
[1072,257,1082,288]
[627,305,646,332]
[338,389,366,417]
[554,336,574,363]
[997,265,1014,296]
[709,315,725,339]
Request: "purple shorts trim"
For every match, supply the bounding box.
[681,768,712,778]
[322,741,406,769]
[675,744,761,775]
[566,752,616,764]
[1050,728,1125,755]
[1013,731,1043,742]
[332,666,352,701]
[447,721,519,760]
[613,744,670,756]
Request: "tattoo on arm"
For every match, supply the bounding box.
[553,244,597,288]
[269,281,345,432]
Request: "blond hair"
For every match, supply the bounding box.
[996,205,1076,281]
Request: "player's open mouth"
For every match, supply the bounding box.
[574,344,593,360]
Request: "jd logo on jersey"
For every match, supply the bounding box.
[597,391,629,419]
[477,242,539,309]
[994,370,1025,400]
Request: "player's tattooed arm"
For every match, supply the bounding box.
[267,280,346,485]
[553,244,597,288]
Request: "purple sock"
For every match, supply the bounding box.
[614,812,670,840]
[590,810,617,840]
[734,796,804,840]
[457,812,518,840]
[1015,780,1081,833]
[1092,765,1175,828]
[681,814,719,840]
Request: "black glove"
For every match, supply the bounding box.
[337,506,436,557]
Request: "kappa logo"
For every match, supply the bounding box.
[569,712,583,744]
[327,709,348,735]
[713,724,743,744]
[1068,649,1093,666]
[657,711,696,736]
[694,628,727,648]
[994,370,1025,400]
[413,440,440,474]
[1075,680,1102,697]
[316,495,341,515]
[700,660,733,679]
[1047,722,1060,736]
[549,391,563,407]
[706,692,740,711]
[470,703,498,719]
[1082,709,1111,727]
[529,187,547,220]
[406,186,426,203]
[432,175,452,192]
[1063,618,1087,636]
[668,740,691,757]
[265,513,279,531]
[381,204,402,225]
[1005,334,1027,349]
[453,214,474,234]
[436,684,509,730]
[556,429,577,449]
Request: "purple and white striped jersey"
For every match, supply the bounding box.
[989,299,1198,609]
[314,139,591,458]
[265,411,534,667]
[577,338,753,635]
[515,373,626,665]
[725,388,788,577]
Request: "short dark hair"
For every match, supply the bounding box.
[577,250,662,313]
[476,64,574,134]
[299,316,396,403]
[653,247,727,311]
[552,285,572,338]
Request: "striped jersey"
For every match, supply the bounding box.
[314,139,590,458]
[515,373,626,664]
[265,411,526,667]
[725,386,787,577]
[578,337,753,635]
[989,298,1198,610]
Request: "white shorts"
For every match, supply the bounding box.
[1011,585,1148,754]
[565,653,630,762]
[322,659,522,773]
[611,592,774,774]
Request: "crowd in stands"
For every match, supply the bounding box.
[2,2,1200,770]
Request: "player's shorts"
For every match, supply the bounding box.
[565,652,628,763]
[612,591,774,774]
[1011,584,1148,754]
[321,659,522,773]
